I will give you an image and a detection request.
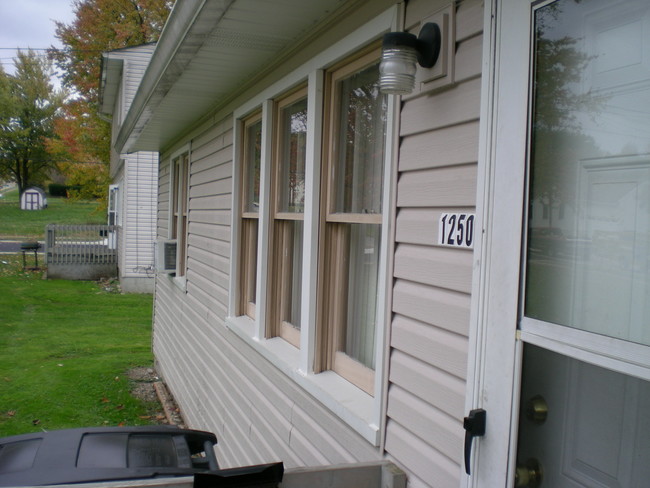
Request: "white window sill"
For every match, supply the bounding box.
[225,315,379,446]
[161,273,187,292]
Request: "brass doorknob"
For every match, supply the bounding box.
[515,458,543,487]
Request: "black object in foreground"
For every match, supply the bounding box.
[0,426,218,486]
[194,462,284,488]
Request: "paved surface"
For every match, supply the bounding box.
[0,240,44,253]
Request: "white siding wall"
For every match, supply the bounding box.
[153,117,381,469]
[118,45,156,125]
[121,151,157,282]
[384,1,483,487]
[109,44,158,292]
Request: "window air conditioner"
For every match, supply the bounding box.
[156,239,177,273]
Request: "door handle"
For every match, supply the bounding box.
[463,408,486,475]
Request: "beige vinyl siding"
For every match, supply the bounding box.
[384,0,483,487]
[153,116,380,471]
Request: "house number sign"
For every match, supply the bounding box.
[438,213,475,249]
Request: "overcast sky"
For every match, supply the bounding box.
[0,0,76,78]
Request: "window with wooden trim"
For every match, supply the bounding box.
[231,44,390,407]
[239,113,262,318]
[171,153,189,277]
[318,50,387,395]
[268,88,308,347]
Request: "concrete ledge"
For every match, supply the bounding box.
[36,461,406,488]
[47,264,117,281]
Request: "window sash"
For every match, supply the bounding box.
[268,89,308,346]
[239,113,262,317]
[172,155,189,276]
[319,49,386,395]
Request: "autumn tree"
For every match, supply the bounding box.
[51,0,173,198]
[0,50,64,194]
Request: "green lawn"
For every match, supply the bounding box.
[0,187,104,239]
[0,255,158,436]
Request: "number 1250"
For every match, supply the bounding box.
[438,213,475,248]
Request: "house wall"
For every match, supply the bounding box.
[109,45,158,293]
[152,1,483,486]
[153,117,381,468]
[385,1,483,486]
[120,151,157,292]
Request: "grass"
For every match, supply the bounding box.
[0,187,104,239]
[0,255,158,436]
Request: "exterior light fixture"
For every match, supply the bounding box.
[379,22,441,95]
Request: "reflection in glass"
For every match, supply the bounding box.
[278,98,307,213]
[344,223,380,369]
[333,64,386,215]
[281,220,303,330]
[244,119,262,214]
[525,0,650,346]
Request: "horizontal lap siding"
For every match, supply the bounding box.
[385,0,483,486]
[153,117,379,473]
[123,151,157,277]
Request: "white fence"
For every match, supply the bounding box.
[45,224,118,280]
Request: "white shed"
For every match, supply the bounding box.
[20,187,47,210]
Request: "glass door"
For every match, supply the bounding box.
[517,0,650,486]
[470,0,650,486]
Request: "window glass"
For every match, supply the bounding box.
[240,115,262,317]
[332,63,386,215]
[343,222,380,369]
[278,98,307,214]
[525,0,650,346]
[270,93,307,345]
[244,119,262,214]
[322,53,387,394]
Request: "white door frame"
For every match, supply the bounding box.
[463,0,538,485]
[466,0,650,485]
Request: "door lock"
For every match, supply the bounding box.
[525,395,548,424]
[515,458,543,488]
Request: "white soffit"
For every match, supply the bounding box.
[119,0,347,153]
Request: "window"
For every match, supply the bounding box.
[318,51,386,395]
[239,113,262,318]
[268,88,308,347]
[171,153,189,277]
[228,16,396,440]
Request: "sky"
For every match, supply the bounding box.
[0,0,76,80]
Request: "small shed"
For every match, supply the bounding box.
[20,187,47,210]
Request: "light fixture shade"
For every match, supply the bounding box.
[379,23,442,95]
[380,31,418,95]
[379,46,418,95]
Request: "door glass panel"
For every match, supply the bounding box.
[517,344,650,487]
[525,0,650,346]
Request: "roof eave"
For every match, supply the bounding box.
[115,0,230,154]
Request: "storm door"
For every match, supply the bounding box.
[471,0,650,486]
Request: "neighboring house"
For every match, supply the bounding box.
[110,0,650,487]
[99,44,158,293]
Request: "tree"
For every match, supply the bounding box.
[0,50,64,194]
[50,0,173,200]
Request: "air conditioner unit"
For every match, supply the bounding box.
[156,239,177,273]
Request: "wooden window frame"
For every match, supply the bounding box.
[317,48,385,395]
[266,87,308,348]
[239,112,263,319]
[171,153,189,277]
